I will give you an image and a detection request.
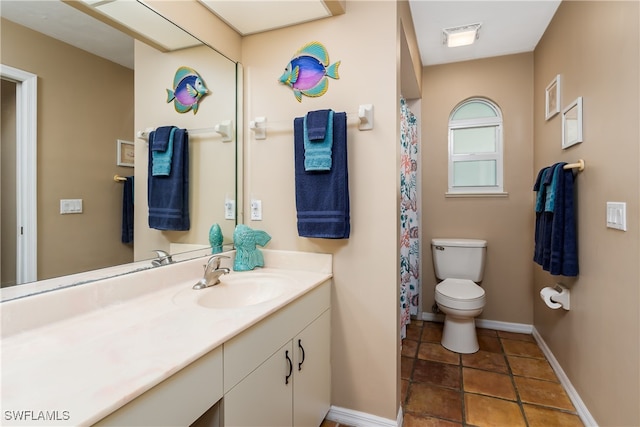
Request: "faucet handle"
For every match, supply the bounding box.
[207,254,230,270]
[152,249,173,266]
[152,249,170,259]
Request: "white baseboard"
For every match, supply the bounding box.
[420,312,533,334]
[420,312,444,322]
[532,327,598,427]
[326,405,402,427]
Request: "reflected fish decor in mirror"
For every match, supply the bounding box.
[209,223,223,254]
[166,66,209,114]
[279,41,340,102]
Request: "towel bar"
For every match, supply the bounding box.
[114,175,127,182]
[563,159,585,172]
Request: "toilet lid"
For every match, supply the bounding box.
[436,278,485,300]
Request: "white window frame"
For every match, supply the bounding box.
[447,98,505,196]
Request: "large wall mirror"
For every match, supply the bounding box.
[1,0,240,301]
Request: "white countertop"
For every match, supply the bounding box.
[0,250,332,426]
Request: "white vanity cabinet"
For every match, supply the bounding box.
[95,346,223,427]
[223,281,331,427]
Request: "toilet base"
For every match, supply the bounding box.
[441,315,479,354]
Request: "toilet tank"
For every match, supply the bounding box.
[431,238,487,282]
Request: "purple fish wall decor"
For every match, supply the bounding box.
[279,41,340,102]
[166,66,209,114]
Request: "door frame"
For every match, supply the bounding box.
[1,64,37,284]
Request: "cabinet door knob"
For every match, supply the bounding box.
[298,339,306,371]
[285,350,293,384]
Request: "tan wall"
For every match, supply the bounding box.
[133,42,237,260]
[1,18,134,280]
[533,2,640,425]
[240,1,402,420]
[1,80,18,287]
[421,53,535,324]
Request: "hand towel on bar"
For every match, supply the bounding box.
[148,128,190,231]
[549,163,578,276]
[294,111,350,239]
[150,125,173,152]
[533,166,549,264]
[304,109,334,171]
[306,109,330,141]
[121,176,134,244]
[152,127,176,176]
[532,162,578,276]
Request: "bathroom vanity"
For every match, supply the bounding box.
[0,250,332,427]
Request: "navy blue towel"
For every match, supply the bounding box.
[306,109,330,141]
[533,163,578,276]
[151,125,173,152]
[294,112,350,239]
[121,176,134,244]
[147,128,190,231]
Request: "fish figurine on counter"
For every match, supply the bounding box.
[166,66,209,114]
[279,41,340,102]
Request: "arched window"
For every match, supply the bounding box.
[448,98,504,194]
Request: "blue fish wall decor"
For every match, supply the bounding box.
[166,66,209,114]
[279,41,340,102]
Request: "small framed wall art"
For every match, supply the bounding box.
[545,74,561,120]
[117,139,135,167]
[562,97,583,149]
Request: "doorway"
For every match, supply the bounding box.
[1,65,38,285]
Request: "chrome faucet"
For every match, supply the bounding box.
[151,250,173,267]
[193,255,230,290]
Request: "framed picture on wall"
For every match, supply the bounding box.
[545,74,561,120]
[117,140,135,167]
[562,97,583,149]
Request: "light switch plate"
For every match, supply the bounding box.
[606,202,626,231]
[60,199,83,214]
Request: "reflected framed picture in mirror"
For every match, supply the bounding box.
[562,97,583,149]
[117,140,135,167]
[545,74,561,120]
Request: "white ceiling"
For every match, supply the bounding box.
[198,0,333,36]
[1,1,135,69]
[410,0,562,66]
[0,1,561,70]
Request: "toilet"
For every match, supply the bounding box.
[431,238,487,354]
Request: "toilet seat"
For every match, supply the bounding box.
[435,278,486,310]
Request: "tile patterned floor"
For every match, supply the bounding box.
[401,321,584,427]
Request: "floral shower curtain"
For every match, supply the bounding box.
[400,98,420,339]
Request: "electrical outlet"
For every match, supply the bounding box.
[251,199,262,221]
[225,200,235,220]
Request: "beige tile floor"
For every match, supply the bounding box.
[323,320,584,427]
[401,321,584,427]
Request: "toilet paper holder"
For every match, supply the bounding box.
[540,283,570,310]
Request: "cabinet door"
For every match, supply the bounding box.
[224,341,294,427]
[293,309,331,427]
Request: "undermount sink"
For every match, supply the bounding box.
[172,271,293,309]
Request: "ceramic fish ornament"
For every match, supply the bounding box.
[166,66,209,114]
[232,224,271,271]
[279,41,340,102]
